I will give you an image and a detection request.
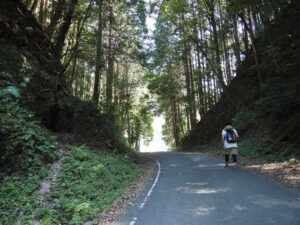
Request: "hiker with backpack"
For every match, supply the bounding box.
[222,123,239,167]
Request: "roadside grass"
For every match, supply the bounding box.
[33,145,142,225]
[1,145,142,225]
[0,165,49,225]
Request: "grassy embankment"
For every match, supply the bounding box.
[1,144,142,225]
[0,75,143,225]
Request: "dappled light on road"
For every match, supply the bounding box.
[189,206,216,216]
[176,186,229,194]
[234,205,247,211]
[193,163,225,168]
[186,182,208,186]
[117,152,300,225]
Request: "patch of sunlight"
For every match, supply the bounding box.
[140,116,169,152]
[234,205,247,211]
[168,164,178,167]
[194,163,224,168]
[189,188,229,194]
[189,206,216,216]
[186,182,208,186]
[176,187,229,194]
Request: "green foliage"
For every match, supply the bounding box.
[0,164,49,225]
[0,144,142,225]
[31,145,142,225]
[285,158,300,165]
[196,139,299,163]
[0,72,60,224]
[239,139,300,162]
[227,0,287,17]
[255,76,299,116]
[144,73,181,101]
[238,139,266,159]
[0,73,58,172]
[233,109,258,132]
[0,85,20,98]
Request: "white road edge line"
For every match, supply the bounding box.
[139,160,161,209]
[128,160,161,225]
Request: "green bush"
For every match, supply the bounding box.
[0,73,59,224]
[0,72,58,172]
[233,109,258,132]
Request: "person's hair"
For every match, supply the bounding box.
[225,122,232,126]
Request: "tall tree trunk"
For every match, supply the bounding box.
[196,46,205,117]
[218,4,232,83]
[239,12,263,88]
[93,0,104,104]
[188,47,197,127]
[241,10,250,53]
[38,0,45,26]
[170,98,180,147]
[30,0,38,12]
[106,4,114,112]
[69,49,78,93]
[177,102,184,136]
[55,0,78,58]
[206,0,226,91]
[232,14,242,66]
[183,44,197,129]
[114,63,119,105]
[46,0,66,37]
[207,70,213,110]
[167,63,180,147]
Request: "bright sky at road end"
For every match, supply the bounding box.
[140,116,169,152]
[140,3,168,152]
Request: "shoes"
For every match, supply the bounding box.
[231,162,238,167]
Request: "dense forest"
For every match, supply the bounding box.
[0,0,299,224]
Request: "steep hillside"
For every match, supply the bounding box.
[181,2,300,159]
[0,0,129,153]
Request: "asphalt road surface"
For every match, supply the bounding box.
[117,152,300,225]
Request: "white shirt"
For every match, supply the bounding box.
[222,129,238,149]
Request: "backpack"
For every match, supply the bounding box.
[225,130,237,143]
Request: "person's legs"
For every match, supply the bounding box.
[231,148,238,165]
[232,154,237,163]
[225,154,229,167]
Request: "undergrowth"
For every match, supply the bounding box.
[0,166,49,225]
[1,72,143,225]
[1,144,142,225]
[0,72,58,173]
[0,72,59,224]
[31,145,142,225]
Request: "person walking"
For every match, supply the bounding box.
[222,122,239,167]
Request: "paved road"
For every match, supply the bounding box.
[117,152,300,225]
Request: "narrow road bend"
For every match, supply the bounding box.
[117,152,300,225]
